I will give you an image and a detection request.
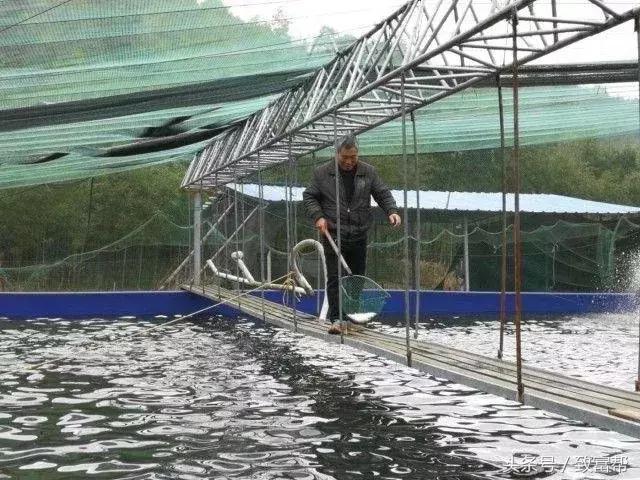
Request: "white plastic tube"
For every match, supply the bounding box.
[231,251,256,283]
[206,258,306,295]
[291,238,330,321]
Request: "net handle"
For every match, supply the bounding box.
[323,230,352,275]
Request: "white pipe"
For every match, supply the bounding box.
[207,259,253,286]
[291,239,323,294]
[206,258,306,295]
[291,239,329,321]
[207,239,380,325]
[290,238,374,324]
[231,251,255,283]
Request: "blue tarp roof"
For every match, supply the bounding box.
[230,184,640,215]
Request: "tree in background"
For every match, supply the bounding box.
[0,137,639,290]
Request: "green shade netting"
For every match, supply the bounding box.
[374,86,639,154]
[0,96,279,188]
[314,85,640,157]
[3,85,639,190]
[0,1,638,190]
[0,0,341,188]
[0,1,339,108]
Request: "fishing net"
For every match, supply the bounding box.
[340,274,390,324]
[5,162,640,296]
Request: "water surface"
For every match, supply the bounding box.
[373,312,640,390]
[1,316,639,479]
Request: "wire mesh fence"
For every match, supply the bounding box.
[3,176,640,294]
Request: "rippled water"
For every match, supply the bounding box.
[2,316,640,479]
[373,312,640,391]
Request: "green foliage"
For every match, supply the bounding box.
[0,163,188,265]
[518,138,640,205]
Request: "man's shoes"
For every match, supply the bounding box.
[328,322,345,335]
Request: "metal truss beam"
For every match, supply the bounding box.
[182,0,640,189]
[473,61,640,87]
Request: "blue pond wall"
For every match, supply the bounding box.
[0,291,227,319]
[257,290,636,317]
[0,290,635,319]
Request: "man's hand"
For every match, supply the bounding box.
[315,217,329,234]
[388,213,401,227]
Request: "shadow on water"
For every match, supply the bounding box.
[229,318,506,479]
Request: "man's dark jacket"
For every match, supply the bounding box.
[303,161,398,239]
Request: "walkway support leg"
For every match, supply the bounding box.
[193,191,202,285]
[258,152,267,323]
[401,73,412,367]
[497,74,508,360]
[333,115,345,344]
[463,217,470,292]
[511,9,525,404]
[233,169,241,306]
[635,14,640,392]
[287,138,298,333]
[411,111,421,340]
[161,201,233,289]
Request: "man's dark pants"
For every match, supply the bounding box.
[322,234,367,321]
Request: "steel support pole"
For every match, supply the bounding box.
[222,185,230,287]
[497,74,508,360]
[313,152,322,317]
[240,178,246,258]
[635,14,640,392]
[209,206,259,264]
[463,217,470,291]
[551,0,559,43]
[511,10,525,404]
[401,73,412,367]
[258,151,266,323]
[411,111,421,339]
[162,202,234,289]
[288,138,298,332]
[216,173,222,298]
[233,169,241,306]
[293,151,299,246]
[239,179,247,302]
[200,182,205,294]
[333,115,345,343]
[285,141,292,274]
[193,191,202,286]
[187,192,192,286]
[82,177,94,254]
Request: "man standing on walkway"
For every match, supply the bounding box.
[303,134,401,334]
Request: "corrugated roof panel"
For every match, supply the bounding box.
[231,184,640,215]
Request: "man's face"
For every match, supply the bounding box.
[337,146,358,171]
